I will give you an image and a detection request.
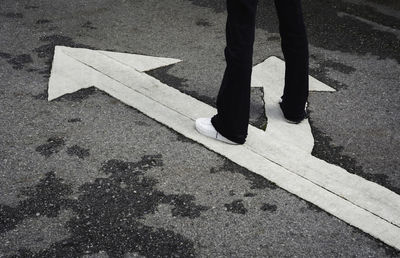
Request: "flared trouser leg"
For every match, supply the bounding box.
[211,0,258,144]
[275,0,309,116]
[212,0,309,144]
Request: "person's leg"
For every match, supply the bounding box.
[211,0,259,144]
[275,0,309,120]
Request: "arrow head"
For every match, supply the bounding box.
[48,46,181,101]
[250,56,336,154]
[251,56,336,93]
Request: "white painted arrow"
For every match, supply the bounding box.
[48,46,182,100]
[251,56,335,154]
[48,46,400,250]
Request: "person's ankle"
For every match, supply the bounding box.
[279,100,308,124]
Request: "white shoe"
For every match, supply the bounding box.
[195,118,239,145]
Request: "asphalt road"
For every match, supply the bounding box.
[0,0,399,257]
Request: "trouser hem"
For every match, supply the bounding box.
[211,115,247,144]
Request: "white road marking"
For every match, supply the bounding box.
[48,46,400,250]
[251,56,335,154]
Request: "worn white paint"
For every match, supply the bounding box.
[251,56,335,154]
[48,46,400,250]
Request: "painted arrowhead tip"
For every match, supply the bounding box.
[48,46,182,101]
[251,56,336,92]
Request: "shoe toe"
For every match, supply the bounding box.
[196,117,211,126]
[195,118,216,135]
[195,117,239,145]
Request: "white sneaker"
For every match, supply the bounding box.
[195,118,239,145]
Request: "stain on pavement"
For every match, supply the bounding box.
[1,12,24,18]
[34,35,92,59]
[260,203,277,212]
[0,172,73,234]
[32,87,101,102]
[35,137,66,158]
[34,34,93,78]
[81,21,97,30]
[244,192,256,197]
[1,155,208,257]
[54,87,100,102]
[309,118,400,195]
[7,54,33,70]
[36,19,51,24]
[67,118,82,123]
[66,145,90,160]
[224,200,248,215]
[196,18,211,27]
[0,52,12,59]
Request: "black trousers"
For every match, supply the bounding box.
[211,0,309,144]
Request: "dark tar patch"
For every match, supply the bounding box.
[35,137,65,157]
[224,200,248,215]
[66,145,90,159]
[2,155,205,257]
[260,203,277,212]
